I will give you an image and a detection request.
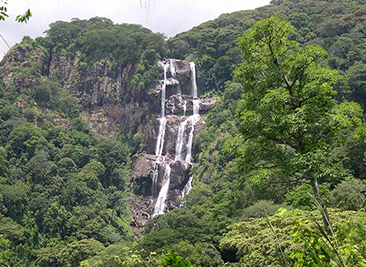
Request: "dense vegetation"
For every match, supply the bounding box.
[1,0,366,266]
[0,17,169,267]
[36,17,167,94]
[141,0,366,266]
[169,0,366,108]
[0,70,139,266]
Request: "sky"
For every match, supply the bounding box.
[0,0,270,59]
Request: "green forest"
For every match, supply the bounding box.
[1,0,366,266]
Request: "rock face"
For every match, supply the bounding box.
[0,44,155,138]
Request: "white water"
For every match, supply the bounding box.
[153,60,199,216]
[155,118,167,158]
[185,112,199,164]
[175,118,189,161]
[153,61,172,216]
[152,62,169,201]
[153,164,171,217]
[170,59,176,78]
[155,63,168,158]
[190,62,198,99]
[185,63,200,164]
[181,176,193,199]
[151,164,159,198]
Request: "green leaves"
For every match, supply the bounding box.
[0,5,9,21]
[15,9,31,24]
[231,16,364,189]
[0,2,31,23]
[161,251,198,267]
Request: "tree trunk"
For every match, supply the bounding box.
[310,175,332,236]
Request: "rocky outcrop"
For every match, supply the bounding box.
[166,96,219,116]
[131,153,191,230]
[81,110,116,138]
[0,44,46,90]
[132,154,190,199]
[0,44,156,137]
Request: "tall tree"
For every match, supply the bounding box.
[228,16,363,233]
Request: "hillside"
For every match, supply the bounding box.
[0,0,366,266]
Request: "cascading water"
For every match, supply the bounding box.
[152,62,168,201]
[175,118,189,161]
[170,59,176,78]
[181,176,193,199]
[151,166,159,198]
[153,59,200,216]
[190,62,198,99]
[153,164,171,217]
[155,63,168,158]
[185,63,200,164]
[152,61,172,217]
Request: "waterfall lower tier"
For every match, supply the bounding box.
[155,117,167,158]
[185,99,200,164]
[182,176,193,199]
[153,164,171,217]
[183,100,187,116]
[151,163,159,198]
[175,118,189,161]
[185,115,199,164]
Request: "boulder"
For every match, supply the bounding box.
[169,160,190,190]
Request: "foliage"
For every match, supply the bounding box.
[0,56,134,266]
[285,184,329,211]
[329,179,366,211]
[161,251,198,267]
[224,16,363,235]
[171,241,224,267]
[220,209,363,266]
[240,200,285,220]
[277,208,366,267]
[59,239,105,267]
[0,235,12,267]
[0,1,32,23]
[169,0,366,108]
[81,243,161,267]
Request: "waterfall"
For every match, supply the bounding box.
[152,60,199,217]
[152,62,168,200]
[175,118,189,161]
[183,100,187,116]
[151,165,159,198]
[185,112,199,164]
[153,164,171,217]
[190,62,198,99]
[170,59,176,78]
[181,176,193,199]
[185,63,200,164]
[155,118,167,158]
[155,63,168,158]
